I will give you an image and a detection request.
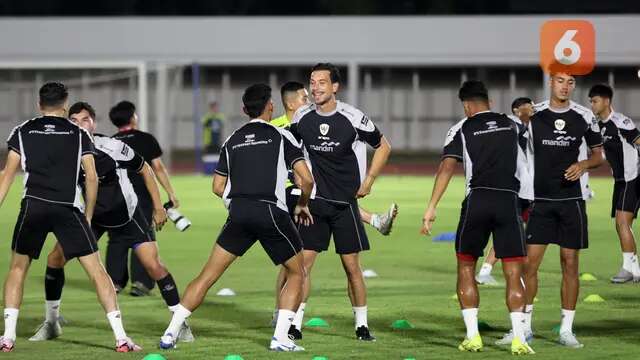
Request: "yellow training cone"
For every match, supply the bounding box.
[584,294,605,303]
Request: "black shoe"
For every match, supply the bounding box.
[129,282,151,297]
[288,325,302,340]
[356,326,376,341]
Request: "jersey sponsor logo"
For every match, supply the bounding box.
[320,141,340,146]
[542,138,571,147]
[555,136,577,141]
[486,121,498,130]
[554,119,566,131]
[319,123,330,136]
[309,144,335,152]
[472,124,512,136]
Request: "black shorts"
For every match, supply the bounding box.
[455,189,526,260]
[11,198,98,260]
[217,198,302,265]
[611,179,640,218]
[297,198,370,254]
[526,200,588,250]
[92,206,156,249]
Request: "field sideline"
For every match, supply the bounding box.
[0,175,638,359]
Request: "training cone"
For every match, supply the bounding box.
[363,269,378,278]
[450,294,458,300]
[580,273,598,281]
[312,357,329,360]
[143,354,167,360]
[305,317,329,327]
[534,297,539,303]
[584,294,605,303]
[223,355,244,360]
[216,288,236,296]
[552,324,560,334]
[478,321,493,331]
[391,319,414,329]
[404,358,417,360]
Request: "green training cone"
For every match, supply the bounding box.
[450,293,458,300]
[584,294,605,303]
[404,358,417,360]
[478,321,494,331]
[552,324,560,334]
[391,319,414,329]
[580,273,598,281]
[312,357,329,360]
[534,297,539,303]
[223,355,244,360]
[305,317,329,327]
[143,354,167,360]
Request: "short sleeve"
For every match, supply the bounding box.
[584,121,603,148]
[281,129,305,169]
[442,125,463,162]
[80,129,95,156]
[215,145,229,176]
[617,116,640,144]
[146,134,163,160]
[114,141,145,172]
[354,114,383,148]
[6,126,20,154]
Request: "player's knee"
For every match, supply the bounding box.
[615,217,631,231]
[47,250,66,268]
[146,262,168,280]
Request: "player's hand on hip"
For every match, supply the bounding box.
[153,208,168,231]
[169,194,180,208]
[294,205,314,226]
[564,162,586,182]
[356,176,374,198]
[420,209,436,236]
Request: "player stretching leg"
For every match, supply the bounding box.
[0,83,141,352]
[159,84,314,351]
[422,81,534,355]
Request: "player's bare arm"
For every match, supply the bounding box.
[81,154,98,224]
[140,162,167,230]
[357,136,391,198]
[421,157,458,235]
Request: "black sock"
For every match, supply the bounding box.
[45,267,65,301]
[157,273,180,307]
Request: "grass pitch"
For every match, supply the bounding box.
[0,175,638,359]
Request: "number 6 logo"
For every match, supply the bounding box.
[540,20,595,75]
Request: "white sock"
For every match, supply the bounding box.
[273,309,295,343]
[291,302,306,330]
[478,263,493,277]
[353,305,368,329]
[631,254,640,276]
[370,214,381,229]
[461,308,479,339]
[560,309,575,334]
[163,304,191,338]
[168,305,179,313]
[45,300,61,323]
[2,308,19,341]
[523,304,533,334]
[510,312,526,342]
[622,252,634,272]
[106,310,127,341]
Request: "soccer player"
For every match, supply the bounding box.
[421,81,534,355]
[589,84,640,282]
[29,102,193,345]
[0,83,140,352]
[159,84,314,352]
[523,73,604,348]
[476,97,534,286]
[273,81,398,235]
[109,100,181,297]
[287,63,392,341]
[271,81,399,331]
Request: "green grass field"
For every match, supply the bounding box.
[0,175,639,359]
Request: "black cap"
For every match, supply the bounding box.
[458,80,489,102]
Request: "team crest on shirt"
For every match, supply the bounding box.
[319,123,330,136]
[486,121,498,130]
[554,119,566,131]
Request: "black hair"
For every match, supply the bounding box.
[458,80,489,102]
[39,82,69,108]
[280,81,305,101]
[511,97,533,113]
[588,84,613,100]
[69,102,96,119]
[242,83,272,118]
[311,63,341,84]
[109,101,136,127]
